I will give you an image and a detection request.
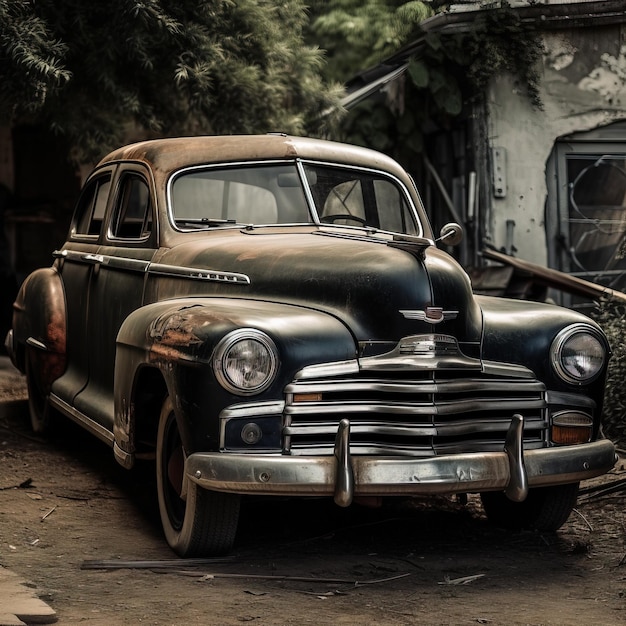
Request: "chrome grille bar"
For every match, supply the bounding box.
[284,359,547,456]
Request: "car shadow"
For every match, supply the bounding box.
[3,405,588,585]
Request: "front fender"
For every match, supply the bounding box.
[114,297,357,464]
[478,295,609,430]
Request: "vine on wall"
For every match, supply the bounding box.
[342,4,545,162]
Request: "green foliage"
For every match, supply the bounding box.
[0,0,343,161]
[0,2,70,117]
[591,299,626,449]
[458,5,544,109]
[309,1,544,163]
[307,0,431,83]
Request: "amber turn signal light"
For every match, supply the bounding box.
[293,393,323,403]
[551,412,593,445]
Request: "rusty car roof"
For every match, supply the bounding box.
[98,134,410,179]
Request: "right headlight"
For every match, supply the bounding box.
[550,324,607,385]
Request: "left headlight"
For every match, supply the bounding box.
[213,329,279,395]
[550,324,607,385]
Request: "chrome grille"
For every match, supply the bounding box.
[284,364,548,456]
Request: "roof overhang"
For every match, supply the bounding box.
[342,0,626,110]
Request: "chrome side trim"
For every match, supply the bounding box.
[221,401,285,419]
[54,249,150,273]
[148,262,250,285]
[49,393,114,447]
[293,360,360,380]
[546,390,597,409]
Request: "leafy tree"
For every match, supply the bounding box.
[306,0,433,162]
[308,1,543,165]
[307,0,431,83]
[0,0,343,161]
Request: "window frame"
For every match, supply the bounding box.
[167,158,423,238]
[547,122,626,308]
[108,169,154,243]
[70,168,115,241]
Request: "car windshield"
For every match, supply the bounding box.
[303,164,420,235]
[170,162,420,235]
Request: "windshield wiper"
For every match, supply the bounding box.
[176,218,242,228]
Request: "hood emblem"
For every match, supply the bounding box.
[400,307,459,324]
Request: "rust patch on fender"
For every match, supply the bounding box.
[147,306,228,363]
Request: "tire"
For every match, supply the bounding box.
[156,396,240,556]
[480,483,579,532]
[25,348,53,434]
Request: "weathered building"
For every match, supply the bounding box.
[346,0,626,310]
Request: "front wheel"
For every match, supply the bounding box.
[480,483,579,532]
[156,396,240,556]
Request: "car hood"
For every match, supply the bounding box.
[152,229,483,352]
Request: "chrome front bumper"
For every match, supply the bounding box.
[185,416,617,506]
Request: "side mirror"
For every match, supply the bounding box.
[437,222,463,246]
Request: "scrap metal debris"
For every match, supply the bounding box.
[81,558,410,586]
[41,506,56,522]
[438,574,485,585]
[577,477,626,502]
[478,248,626,303]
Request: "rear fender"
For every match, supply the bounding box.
[11,267,67,385]
[113,297,357,467]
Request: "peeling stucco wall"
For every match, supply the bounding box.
[485,25,626,265]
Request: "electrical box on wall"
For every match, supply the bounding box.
[492,147,507,198]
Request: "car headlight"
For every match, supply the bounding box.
[550,324,606,385]
[213,329,279,395]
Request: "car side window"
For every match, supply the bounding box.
[110,174,152,239]
[73,175,111,237]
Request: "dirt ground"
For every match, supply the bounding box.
[1,372,626,626]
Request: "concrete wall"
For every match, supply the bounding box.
[485,25,626,265]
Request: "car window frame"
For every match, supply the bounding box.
[166,158,424,238]
[167,159,313,231]
[69,165,117,242]
[298,159,424,238]
[106,164,156,247]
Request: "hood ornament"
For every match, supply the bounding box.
[400,307,459,324]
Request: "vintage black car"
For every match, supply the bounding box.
[6,135,616,556]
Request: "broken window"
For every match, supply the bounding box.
[548,124,626,310]
[566,156,626,284]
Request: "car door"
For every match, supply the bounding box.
[51,166,115,411]
[72,165,157,430]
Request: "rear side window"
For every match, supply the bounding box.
[110,174,152,239]
[73,175,111,237]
